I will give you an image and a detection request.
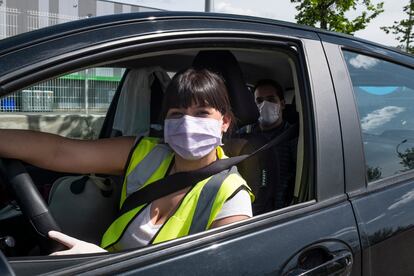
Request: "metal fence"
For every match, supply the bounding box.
[0,8,127,113]
[0,7,20,39]
[0,69,124,113]
[27,10,84,31]
[1,7,83,39]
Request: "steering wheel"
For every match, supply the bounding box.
[0,159,66,255]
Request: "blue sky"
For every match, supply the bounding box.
[112,0,409,47]
[361,87,398,95]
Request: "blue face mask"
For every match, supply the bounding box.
[164,115,223,160]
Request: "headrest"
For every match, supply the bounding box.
[192,50,259,127]
[112,67,170,137]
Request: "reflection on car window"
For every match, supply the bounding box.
[0,67,125,139]
[343,51,414,182]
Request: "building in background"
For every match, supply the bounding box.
[0,0,163,113]
[0,0,162,39]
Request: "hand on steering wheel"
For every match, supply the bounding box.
[0,159,67,255]
[48,231,106,255]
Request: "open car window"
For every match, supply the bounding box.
[0,43,315,268]
[0,67,124,140]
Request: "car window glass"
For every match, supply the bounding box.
[0,67,125,140]
[343,51,414,182]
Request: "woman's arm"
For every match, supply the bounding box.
[210,215,250,228]
[209,189,252,228]
[0,130,135,175]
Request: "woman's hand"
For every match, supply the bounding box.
[48,231,107,255]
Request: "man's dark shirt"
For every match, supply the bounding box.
[240,121,297,214]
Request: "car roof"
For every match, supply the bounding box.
[0,11,410,58]
[0,10,411,93]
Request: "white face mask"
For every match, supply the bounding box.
[164,115,223,160]
[257,100,281,126]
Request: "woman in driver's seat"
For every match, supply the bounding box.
[0,68,253,254]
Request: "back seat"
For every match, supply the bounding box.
[192,50,299,215]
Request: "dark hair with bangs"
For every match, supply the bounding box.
[161,68,235,127]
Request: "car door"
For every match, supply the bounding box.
[321,34,414,275]
[0,13,361,275]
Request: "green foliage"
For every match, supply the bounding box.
[398,147,414,170]
[381,0,414,54]
[367,165,382,182]
[290,0,384,34]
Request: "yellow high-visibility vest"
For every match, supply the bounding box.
[101,137,253,251]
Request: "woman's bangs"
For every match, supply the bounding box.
[169,86,221,111]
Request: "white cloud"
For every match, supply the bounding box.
[215,2,256,16]
[361,106,405,132]
[214,0,291,21]
[129,0,202,11]
[349,54,379,69]
[354,0,407,46]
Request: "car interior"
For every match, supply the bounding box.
[0,45,313,258]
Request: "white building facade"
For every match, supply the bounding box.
[0,0,162,39]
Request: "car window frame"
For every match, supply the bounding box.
[1,31,323,202]
[346,50,414,189]
[343,50,414,182]
[2,30,346,273]
[320,32,414,196]
[0,66,126,140]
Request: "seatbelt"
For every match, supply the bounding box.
[119,123,299,217]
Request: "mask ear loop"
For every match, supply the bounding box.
[221,113,233,134]
[257,101,266,112]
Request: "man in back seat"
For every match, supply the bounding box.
[254,79,289,133]
[252,79,297,211]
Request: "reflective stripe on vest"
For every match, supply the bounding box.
[101,137,253,250]
[188,166,238,234]
[126,143,172,197]
[151,166,252,245]
[119,137,173,207]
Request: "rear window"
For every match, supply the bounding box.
[343,51,414,182]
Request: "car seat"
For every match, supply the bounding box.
[192,50,295,215]
[225,128,297,215]
[283,102,299,125]
[192,50,259,128]
[48,67,171,242]
[99,67,170,138]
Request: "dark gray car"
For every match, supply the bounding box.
[0,12,413,276]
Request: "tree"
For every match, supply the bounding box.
[367,165,382,181]
[397,147,414,170]
[381,0,414,54]
[290,0,384,34]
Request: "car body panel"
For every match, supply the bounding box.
[0,12,357,275]
[301,38,344,200]
[320,33,414,276]
[352,178,414,276]
[48,200,359,275]
[319,40,366,195]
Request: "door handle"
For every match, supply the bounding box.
[283,241,353,276]
[291,250,352,276]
